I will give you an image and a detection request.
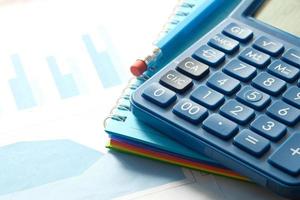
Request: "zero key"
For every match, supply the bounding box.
[142,83,177,107]
[269,133,300,176]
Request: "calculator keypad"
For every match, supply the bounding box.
[135,20,300,184]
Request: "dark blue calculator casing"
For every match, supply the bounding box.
[131,0,300,198]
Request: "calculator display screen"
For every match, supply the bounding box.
[254,0,300,37]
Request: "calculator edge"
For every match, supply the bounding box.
[131,95,300,199]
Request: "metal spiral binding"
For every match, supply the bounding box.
[155,0,196,44]
[103,74,149,128]
[104,0,195,125]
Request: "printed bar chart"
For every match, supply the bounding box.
[2,29,124,111]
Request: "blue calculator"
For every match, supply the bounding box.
[131,0,300,199]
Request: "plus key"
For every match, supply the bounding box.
[268,133,300,176]
[291,147,300,156]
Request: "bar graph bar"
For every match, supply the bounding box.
[82,34,122,88]
[9,54,37,110]
[46,56,80,99]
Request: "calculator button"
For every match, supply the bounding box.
[236,86,270,110]
[282,86,300,109]
[282,48,300,68]
[267,101,300,126]
[239,47,271,68]
[223,59,256,82]
[253,36,284,57]
[208,33,239,54]
[234,129,270,157]
[207,72,240,95]
[176,57,209,80]
[193,45,225,67]
[142,83,177,107]
[252,72,286,96]
[190,85,224,109]
[219,99,255,125]
[269,133,300,176]
[267,60,299,83]
[250,115,286,141]
[173,99,208,124]
[203,114,238,139]
[160,70,193,93]
[222,23,253,43]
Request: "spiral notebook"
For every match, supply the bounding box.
[104,0,246,180]
[105,75,246,180]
